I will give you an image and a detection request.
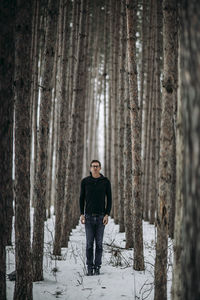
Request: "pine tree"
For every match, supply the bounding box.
[173,1,200,299]
[13,0,33,298]
[0,0,15,297]
[126,0,145,271]
[154,0,178,299]
[32,0,59,281]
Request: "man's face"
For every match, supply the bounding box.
[90,163,101,176]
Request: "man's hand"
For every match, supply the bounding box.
[80,215,85,224]
[103,214,108,225]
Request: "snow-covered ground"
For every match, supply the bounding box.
[6,210,173,300]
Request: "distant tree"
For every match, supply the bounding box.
[124,57,134,249]
[30,0,42,208]
[113,0,120,223]
[103,1,108,176]
[118,0,126,233]
[61,0,88,246]
[155,0,163,219]
[140,0,148,219]
[142,0,153,221]
[148,0,156,224]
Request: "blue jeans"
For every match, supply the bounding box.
[85,214,105,268]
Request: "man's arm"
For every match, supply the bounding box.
[105,180,112,216]
[79,179,85,215]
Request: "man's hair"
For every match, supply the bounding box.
[90,159,101,167]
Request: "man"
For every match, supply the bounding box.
[80,160,112,276]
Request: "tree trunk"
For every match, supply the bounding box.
[32,0,59,281]
[140,0,148,218]
[118,0,126,233]
[155,0,163,223]
[149,1,157,225]
[30,0,42,208]
[142,0,153,221]
[126,0,145,271]
[113,0,120,223]
[154,0,178,299]
[174,1,200,299]
[171,36,183,300]
[61,0,87,247]
[124,55,134,249]
[53,0,71,255]
[0,0,15,297]
[13,1,33,299]
[103,1,108,176]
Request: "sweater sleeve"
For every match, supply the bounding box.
[79,179,85,215]
[105,180,112,215]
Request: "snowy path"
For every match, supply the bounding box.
[6,215,173,300]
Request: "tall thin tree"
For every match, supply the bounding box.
[0,0,15,298]
[32,0,59,281]
[14,0,33,298]
[154,0,178,299]
[126,0,145,271]
[173,1,200,299]
[61,0,88,246]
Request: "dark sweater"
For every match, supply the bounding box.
[79,174,112,216]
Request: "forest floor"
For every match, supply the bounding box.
[6,209,173,300]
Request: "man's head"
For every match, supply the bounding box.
[90,160,101,177]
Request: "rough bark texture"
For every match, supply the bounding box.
[126,0,144,271]
[154,0,177,299]
[174,1,200,299]
[0,1,14,297]
[171,38,183,300]
[118,0,126,233]
[113,0,120,223]
[155,0,163,221]
[30,0,41,208]
[103,3,108,176]
[124,59,134,249]
[148,1,156,225]
[13,0,33,299]
[140,0,148,218]
[32,0,59,281]
[142,0,153,221]
[53,0,71,255]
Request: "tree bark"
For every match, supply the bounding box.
[13,1,33,298]
[149,1,156,225]
[171,35,183,300]
[154,0,178,299]
[32,0,59,281]
[174,1,200,299]
[126,0,145,271]
[155,0,163,222]
[118,0,126,233]
[0,0,15,297]
[124,55,134,249]
[113,0,120,223]
[142,0,153,221]
[53,0,71,255]
[61,0,87,247]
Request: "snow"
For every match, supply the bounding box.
[6,209,173,300]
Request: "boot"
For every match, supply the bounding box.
[87,266,93,276]
[94,266,100,275]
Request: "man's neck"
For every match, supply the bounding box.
[92,173,101,178]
